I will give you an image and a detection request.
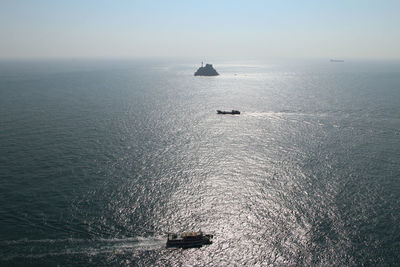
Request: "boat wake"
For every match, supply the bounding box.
[0,236,165,260]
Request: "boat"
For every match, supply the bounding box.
[166,231,213,248]
[217,110,240,115]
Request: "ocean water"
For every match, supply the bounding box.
[0,59,399,266]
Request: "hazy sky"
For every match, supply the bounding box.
[1,0,399,59]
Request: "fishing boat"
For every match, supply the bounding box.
[166,231,213,248]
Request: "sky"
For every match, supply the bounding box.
[0,0,399,60]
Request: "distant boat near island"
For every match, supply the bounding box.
[194,62,219,76]
[330,59,345,62]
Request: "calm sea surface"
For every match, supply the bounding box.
[0,59,399,266]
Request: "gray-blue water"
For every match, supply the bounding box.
[0,59,399,266]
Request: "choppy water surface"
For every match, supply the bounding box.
[0,59,399,266]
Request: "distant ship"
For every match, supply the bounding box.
[194,62,219,76]
[330,59,345,62]
[217,110,240,115]
[166,232,213,248]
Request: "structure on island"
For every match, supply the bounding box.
[194,62,219,76]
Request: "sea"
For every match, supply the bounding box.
[0,58,399,266]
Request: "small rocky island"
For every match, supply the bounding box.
[194,62,219,76]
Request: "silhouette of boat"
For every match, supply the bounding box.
[166,231,213,248]
[217,110,240,115]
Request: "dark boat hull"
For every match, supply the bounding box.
[166,233,213,248]
[217,110,240,115]
[166,239,212,248]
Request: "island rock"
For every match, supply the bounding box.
[194,63,219,76]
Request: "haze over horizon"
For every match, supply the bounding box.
[1,0,399,60]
